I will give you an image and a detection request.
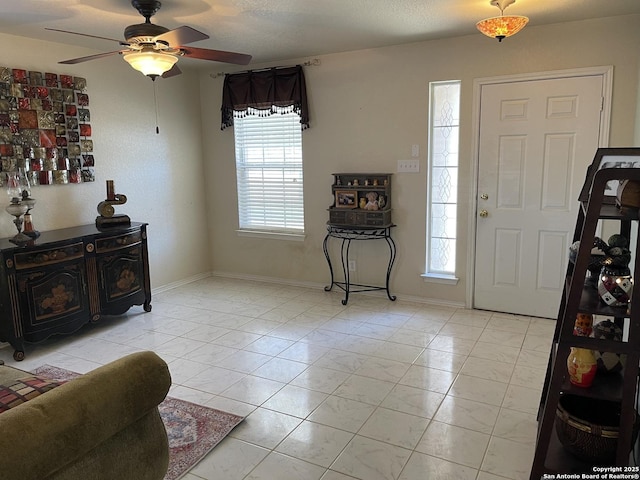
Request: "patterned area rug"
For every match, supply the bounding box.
[33,365,244,480]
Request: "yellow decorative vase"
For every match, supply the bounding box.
[567,347,597,387]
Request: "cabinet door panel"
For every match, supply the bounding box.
[98,245,144,309]
[18,263,89,340]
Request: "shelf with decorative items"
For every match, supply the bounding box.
[328,173,392,227]
[530,148,640,478]
[324,173,396,305]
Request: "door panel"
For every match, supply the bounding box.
[542,134,574,210]
[537,231,567,291]
[497,136,525,208]
[474,74,604,318]
[494,229,521,286]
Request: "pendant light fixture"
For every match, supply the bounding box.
[476,0,529,42]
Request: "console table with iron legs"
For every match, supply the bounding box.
[323,224,397,305]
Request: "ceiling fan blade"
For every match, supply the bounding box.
[155,26,208,47]
[180,46,252,65]
[59,51,124,65]
[162,64,182,79]
[46,28,127,45]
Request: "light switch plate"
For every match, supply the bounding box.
[397,159,420,173]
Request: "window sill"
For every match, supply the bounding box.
[236,230,306,242]
[421,273,459,285]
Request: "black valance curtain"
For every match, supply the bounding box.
[221,65,309,130]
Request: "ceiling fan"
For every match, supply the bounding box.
[47,0,252,80]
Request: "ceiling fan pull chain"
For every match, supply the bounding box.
[153,79,160,134]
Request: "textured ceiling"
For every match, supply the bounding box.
[1,0,639,69]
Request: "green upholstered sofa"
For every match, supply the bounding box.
[0,350,171,480]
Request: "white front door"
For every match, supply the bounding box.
[474,73,608,318]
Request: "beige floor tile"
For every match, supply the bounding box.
[0,277,556,480]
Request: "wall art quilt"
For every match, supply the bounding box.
[0,66,95,187]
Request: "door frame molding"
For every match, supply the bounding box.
[466,65,613,311]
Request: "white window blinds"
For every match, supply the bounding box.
[233,108,304,233]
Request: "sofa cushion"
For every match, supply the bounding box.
[0,376,65,413]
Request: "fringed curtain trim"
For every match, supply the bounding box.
[221,65,309,130]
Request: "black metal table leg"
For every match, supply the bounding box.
[323,232,335,292]
[340,237,352,305]
[385,233,397,301]
[322,224,397,305]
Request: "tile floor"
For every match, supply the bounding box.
[0,276,555,480]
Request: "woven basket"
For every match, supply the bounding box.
[555,394,639,463]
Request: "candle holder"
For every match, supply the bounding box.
[5,198,30,244]
[21,191,40,239]
[5,170,32,244]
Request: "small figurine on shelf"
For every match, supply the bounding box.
[364,192,379,211]
[573,313,593,336]
[359,197,366,209]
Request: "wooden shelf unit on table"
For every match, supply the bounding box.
[0,222,151,361]
[324,173,396,305]
[530,150,640,478]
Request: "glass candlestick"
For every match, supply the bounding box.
[6,171,22,203]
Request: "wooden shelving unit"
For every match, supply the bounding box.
[531,149,640,477]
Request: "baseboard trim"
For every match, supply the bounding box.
[211,270,327,291]
[151,272,213,295]
[209,270,466,308]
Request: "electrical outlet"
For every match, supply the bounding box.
[397,159,420,173]
[348,260,356,272]
[411,144,419,158]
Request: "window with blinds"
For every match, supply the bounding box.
[233,108,304,234]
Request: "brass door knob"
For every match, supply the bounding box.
[479,209,488,217]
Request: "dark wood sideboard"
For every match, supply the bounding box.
[0,222,151,360]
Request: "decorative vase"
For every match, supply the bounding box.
[567,347,597,387]
[597,266,633,307]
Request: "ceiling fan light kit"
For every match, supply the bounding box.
[49,0,252,80]
[123,49,179,78]
[476,0,529,42]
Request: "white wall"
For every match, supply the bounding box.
[0,33,211,290]
[201,15,640,306]
[2,14,639,305]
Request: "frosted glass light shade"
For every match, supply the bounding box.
[123,51,178,77]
